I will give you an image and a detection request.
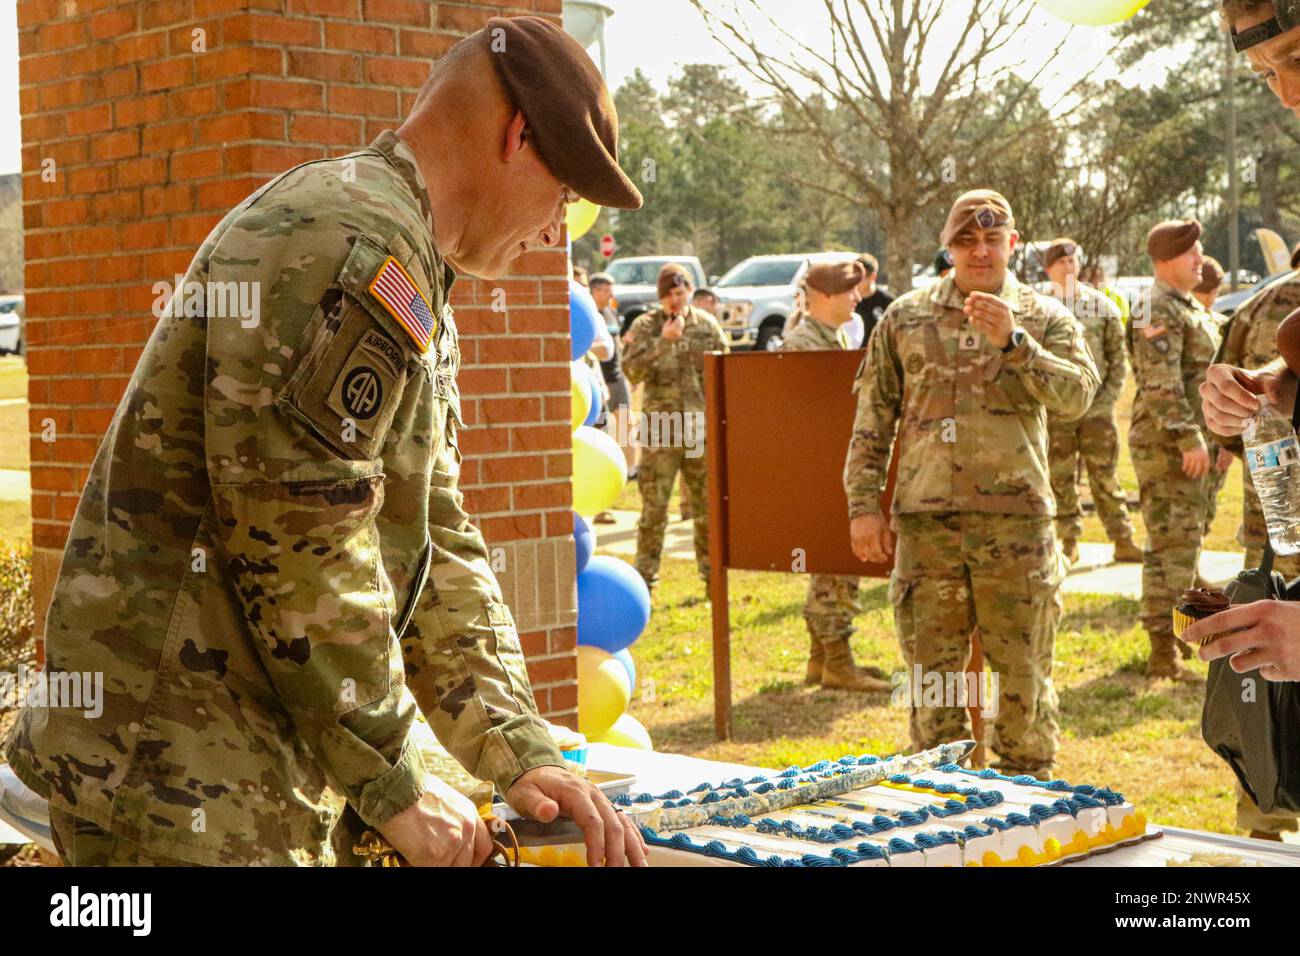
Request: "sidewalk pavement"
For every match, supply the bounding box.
[0,469,29,502]
[590,508,1245,598]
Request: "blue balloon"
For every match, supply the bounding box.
[612,648,636,690]
[573,512,594,574]
[570,279,601,360]
[582,363,603,427]
[576,555,651,653]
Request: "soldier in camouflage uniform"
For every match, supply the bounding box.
[781,261,891,692]
[1041,239,1140,565]
[1216,268,1300,572]
[621,263,730,591]
[4,18,648,867]
[1209,260,1300,841]
[1128,220,1221,682]
[1207,0,1300,840]
[844,191,1099,778]
[1192,258,1237,538]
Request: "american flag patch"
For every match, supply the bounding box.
[367,255,437,353]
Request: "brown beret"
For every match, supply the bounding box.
[1195,257,1225,294]
[805,260,866,296]
[656,263,692,299]
[483,16,643,210]
[1146,219,1203,261]
[941,189,1015,246]
[1043,238,1081,271]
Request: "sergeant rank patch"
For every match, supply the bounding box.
[368,255,437,353]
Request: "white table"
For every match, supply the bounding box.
[587,743,1300,867]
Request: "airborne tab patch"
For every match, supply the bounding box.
[326,330,403,440]
[368,255,437,353]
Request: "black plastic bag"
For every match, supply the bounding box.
[1200,540,1300,813]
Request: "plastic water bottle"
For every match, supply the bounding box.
[1243,396,1300,555]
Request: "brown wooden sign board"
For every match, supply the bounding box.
[704,350,984,754]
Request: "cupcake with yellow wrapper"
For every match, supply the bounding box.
[1172,586,1232,645]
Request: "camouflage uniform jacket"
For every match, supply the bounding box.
[1127,279,1222,453]
[1214,272,1300,452]
[1047,283,1125,418]
[780,314,851,353]
[844,273,1099,519]
[4,131,563,865]
[621,305,729,413]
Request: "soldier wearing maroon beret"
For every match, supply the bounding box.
[4,14,649,869]
[844,189,1099,779]
[780,260,891,693]
[1127,219,1224,682]
[1040,239,1140,566]
[622,264,730,593]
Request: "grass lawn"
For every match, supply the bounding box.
[607,378,1247,835]
[0,355,28,473]
[613,553,1241,835]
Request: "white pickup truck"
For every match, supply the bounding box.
[713,251,861,351]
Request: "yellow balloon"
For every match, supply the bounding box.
[571,362,592,431]
[594,713,653,751]
[572,425,627,515]
[1034,0,1148,25]
[566,198,601,242]
[577,645,630,739]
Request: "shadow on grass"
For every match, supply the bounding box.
[646,682,899,751]
[1061,594,1142,632]
[1057,662,1204,738]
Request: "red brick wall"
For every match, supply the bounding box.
[17,0,578,723]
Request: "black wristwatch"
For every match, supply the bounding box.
[1001,328,1025,353]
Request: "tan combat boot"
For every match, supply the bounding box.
[820,640,892,692]
[1111,536,1143,563]
[805,634,824,686]
[1146,641,1204,683]
[1061,537,1080,566]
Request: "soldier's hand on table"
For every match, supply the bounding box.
[1181,444,1210,479]
[850,514,894,565]
[1180,600,1300,682]
[1215,448,1234,473]
[376,773,493,867]
[1199,363,1285,436]
[661,315,685,341]
[506,765,648,867]
[963,292,1014,349]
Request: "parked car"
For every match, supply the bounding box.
[1213,270,1290,318]
[606,255,708,330]
[0,296,23,355]
[713,251,860,351]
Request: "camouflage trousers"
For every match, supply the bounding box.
[635,443,709,588]
[1131,440,1210,663]
[49,806,196,867]
[1205,457,1230,530]
[1049,411,1134,545]
[1242,466,1300,576]
[804,574,860,644]
[889,512,1063,777]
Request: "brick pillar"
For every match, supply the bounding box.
[18,0,578,723]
